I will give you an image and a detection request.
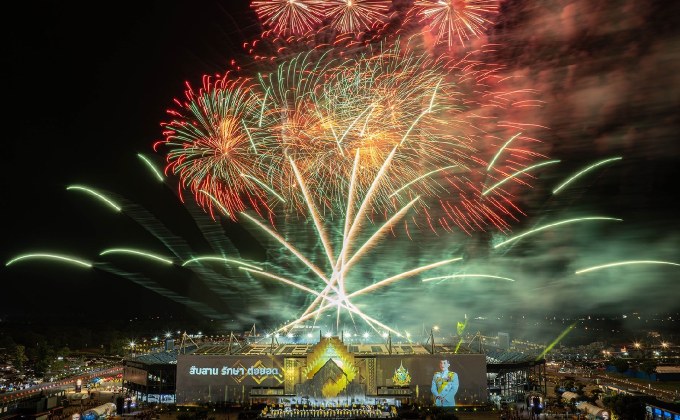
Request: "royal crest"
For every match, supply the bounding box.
[392,361,411,386]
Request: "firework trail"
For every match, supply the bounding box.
[6,253,92,268]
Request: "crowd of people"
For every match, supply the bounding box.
[261,403,396,419]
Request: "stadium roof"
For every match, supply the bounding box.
[656,366,680,373]
[124,342,542,371]
[128,347,196,365]
[485,348,541,365]
[188,342,483,356]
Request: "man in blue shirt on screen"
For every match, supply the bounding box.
[431,359,459,406]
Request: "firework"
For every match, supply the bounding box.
[72,38,550,333]
[243,1,415,63]
[493,216,623,248]
[482,160,561,196]
[163,41,544,232]
[159,77,277,220]
[137,153,164,182]
[575,260,680,275]
[182,256,263,271]
[160,40,547,233]
[552,157,622,194]
[7,2,674,339]
[422,274,515,282]
[414,0,499,49]
[99,248,174,265]
[252,0,326,36]
[67,185,122,212]
[8,15,551,334]
[324,0,392,34]
[5,253,92,268]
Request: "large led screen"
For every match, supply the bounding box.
[373,354,487,406]
[176,355,285,403]
[176,353,487,406]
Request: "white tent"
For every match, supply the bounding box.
[68,393,89,401]
[82,402,116,418]
[561,391,579,402]
[576,401,609,418]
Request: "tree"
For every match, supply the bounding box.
[108,338,128,356]
[553,385,562,396]
[641,360,657,377]
[611,359,629,373]
[34,342,55,377]
[589,388,603,402]
[15,345,28,371]
[0,333,17,351]
[574,381,586,393]
[50,358,66,376]
[602,394,645,420]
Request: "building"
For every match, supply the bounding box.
[122,336,546,409]
[122,351,178,404]
[176,337,487,407]
[646,400,680,420]
[656,366,680,382]
[486,348,548,400]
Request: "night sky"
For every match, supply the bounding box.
[3,1,680,339]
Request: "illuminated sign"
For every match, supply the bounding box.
[176,349,487,406]
[188,365,280,376]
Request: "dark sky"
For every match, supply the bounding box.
[2,1,259,325]
[3,1,680,339]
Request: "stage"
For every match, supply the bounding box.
[260,404,396,419]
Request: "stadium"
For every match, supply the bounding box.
[122,334,547,413]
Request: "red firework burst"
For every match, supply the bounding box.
[323,0,392,34]
[414,0,499,48]
[252,0,326,36]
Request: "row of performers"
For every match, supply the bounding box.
[261,405,397,418]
